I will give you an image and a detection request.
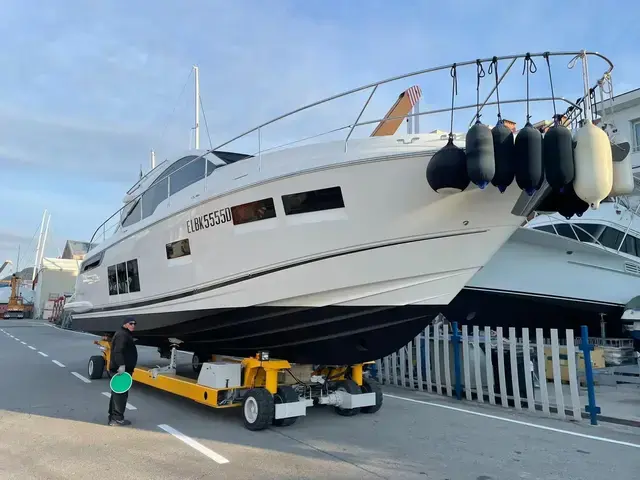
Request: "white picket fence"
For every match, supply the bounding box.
[374,323,586,422]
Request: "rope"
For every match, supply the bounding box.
[522,53,537,124]
[488,56,502,122]
[449,64,458,136]
[199,94,214,149]
[475,59,486,123]
[543,52,558,123]
[159,67,194,145]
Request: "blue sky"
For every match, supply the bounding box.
[1,0,638,274]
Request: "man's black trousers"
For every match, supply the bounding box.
[108,390,128,420]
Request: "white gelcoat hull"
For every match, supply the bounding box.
[468,227,640,306]
[443,226,640,338]
[68,134,527,362]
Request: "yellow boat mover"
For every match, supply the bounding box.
[87,338,383,431]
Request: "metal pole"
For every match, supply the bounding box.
[32,209,47,281]
[40,214,50,268]
[580,325,600,426]
[194,65,200,149]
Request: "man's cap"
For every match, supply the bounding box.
[123,317,136,326]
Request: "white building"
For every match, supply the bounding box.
[595,87,640,168]
[32,257,80,319]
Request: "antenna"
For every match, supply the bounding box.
[150,149,156,169]
[194,65,200,149]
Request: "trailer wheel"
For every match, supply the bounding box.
[88,355,105,380]
[360,379,383,413]
[272,386,300,427]
[333,379,361,417]
[242,388,275,431]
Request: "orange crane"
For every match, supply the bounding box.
[3,274,25,320]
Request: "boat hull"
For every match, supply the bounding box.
[68,136,529,364]
[441,227,640,339]
[71,304,445,365]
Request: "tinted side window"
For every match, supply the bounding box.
[166,239,191,259]
[553,224,578,240]
[533,225,556,233]
[141,178,169,219]
[108,266,118,296]
[599,227,623,250]
[122,200,142,227]
[231,198,276,225]
[116,262,128,294]
[572,223,600,242]
[282,186,345,215]
[153,156,199,185]
[126,260,141,292]
[170,156,206,195]
[620,234,639,257]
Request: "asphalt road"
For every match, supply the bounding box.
[0,320,638,480]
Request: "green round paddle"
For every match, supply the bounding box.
[110,372,133,394]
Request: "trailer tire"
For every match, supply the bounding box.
[88,355,105,380]
[333,379,361,417]
[242,388,275,431]
[360,379,383,413]
[272,386,300,427]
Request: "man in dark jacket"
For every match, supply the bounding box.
[108,317,138,426]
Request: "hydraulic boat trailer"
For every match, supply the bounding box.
[87,337,383,431]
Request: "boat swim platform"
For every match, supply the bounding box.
[87,337,381,430]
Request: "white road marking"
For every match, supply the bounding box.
[71,371,91,383]
[28,346,36,350]
[158,424,229,464]
[101,392,137,410]
[14,337,20,341]
[49,324,99,337]
[20,341,26,345]
[384,393,640,449]
[38,351,48,357]
[52,360,65,367]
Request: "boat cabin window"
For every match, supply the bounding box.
[231,198,277,225]
[532,225,556,234]
[127,260,141,293]
[107,259,141,296]
[166,239,191,259]
[122,200,142,227]
[81,252,103,273]
[533,223,601,243]
[282,186,345,215]
[120,155,218,226]
[599,226,640,257]
[570,223,600,242]
[108,266,118,295]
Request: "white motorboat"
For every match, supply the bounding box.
[65,51,619,365]
[443,200,640,339]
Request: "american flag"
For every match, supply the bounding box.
[405,85,422,107]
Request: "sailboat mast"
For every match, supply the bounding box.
[32,209,47,281]
[194,65,200,150]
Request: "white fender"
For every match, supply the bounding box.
[610,142,634,196]
[572,120,613,209]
